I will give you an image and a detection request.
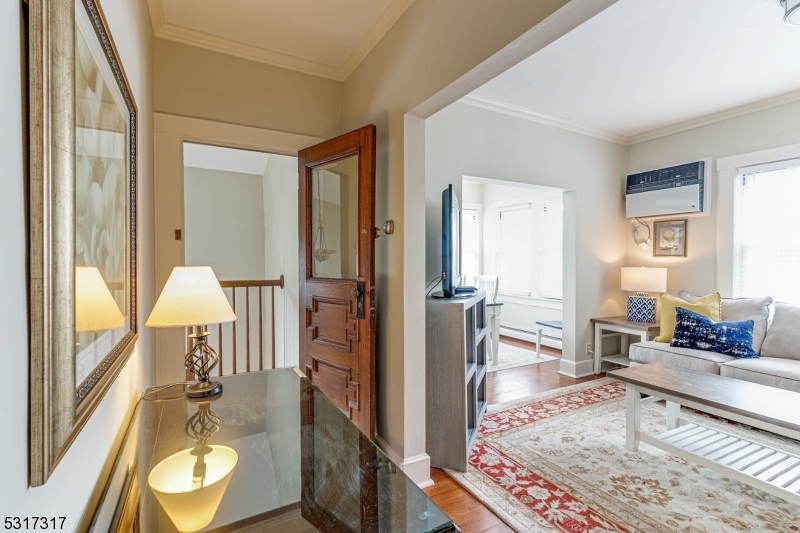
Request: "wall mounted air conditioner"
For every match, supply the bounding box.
[625,160,710,218]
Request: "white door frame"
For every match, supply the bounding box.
[153,113,321,385]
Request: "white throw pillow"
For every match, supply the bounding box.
[761,303,800,361]
[679,291,773,354]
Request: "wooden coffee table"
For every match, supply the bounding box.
[609,362,800,506]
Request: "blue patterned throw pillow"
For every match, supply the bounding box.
[671,307,758,358]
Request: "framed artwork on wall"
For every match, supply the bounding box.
[28,0,137,486]
[653,219,687,257]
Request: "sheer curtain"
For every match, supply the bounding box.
[539,199,563,300]
[496,204,532,295]
[462,208,480,284]
[737,165,800,304]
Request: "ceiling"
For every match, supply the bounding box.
[467,0,800,145]
[146,0,415,81]
[184,143,270,175]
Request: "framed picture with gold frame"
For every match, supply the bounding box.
[28,0,137,486]
[653,219,687,257]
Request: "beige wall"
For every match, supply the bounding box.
[341,0,619,480]
[154,39,343,140]
[2,0,155,527]
[626,99,800,296]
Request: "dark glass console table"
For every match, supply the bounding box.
[90,369,455,533]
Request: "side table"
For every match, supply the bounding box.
[590,316,660,374]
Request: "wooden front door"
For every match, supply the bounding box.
[299,125,376,438]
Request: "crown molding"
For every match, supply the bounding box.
[339,0,416,80]
[458,94,628,144]
[625,88,800,145]
[156,23,343,80]
[461,88,800,147]
[145,0,416,82]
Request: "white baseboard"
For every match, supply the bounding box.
[558,357,595,378]
[375,434,433,488]
[402,453,434,488]
[499,326,563,351]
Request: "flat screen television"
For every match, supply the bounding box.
[442,184,461,298]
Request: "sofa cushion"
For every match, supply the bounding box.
[679,291,772,354]
[655,292,721,343]
[629,341,736,375]
[671,307,757,359]
[761,302,800,361]
[720,357,800,393]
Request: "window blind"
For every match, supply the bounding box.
[737,166,800,304]
[496,204,532,295]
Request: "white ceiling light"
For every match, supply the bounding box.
[783,0,800,25]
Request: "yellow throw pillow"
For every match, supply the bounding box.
[655,292,721,343]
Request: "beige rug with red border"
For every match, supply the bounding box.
[446,379,800,533]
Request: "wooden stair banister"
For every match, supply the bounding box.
[185,275,285,378]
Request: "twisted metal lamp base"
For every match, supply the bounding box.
[185,326,223,398]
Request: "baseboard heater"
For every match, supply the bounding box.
[500,325,562,348]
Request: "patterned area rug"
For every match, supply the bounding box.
[447,379,800,532]
[488,342,558,373]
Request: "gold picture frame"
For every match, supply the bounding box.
[28,0,137,486]
[653,219,687,257]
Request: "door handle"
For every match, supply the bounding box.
[353,282,365,319]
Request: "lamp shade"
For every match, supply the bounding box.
[76,267,124,333]
[621,267,667,293]
[148,445,238,533]
[146,267,236,328]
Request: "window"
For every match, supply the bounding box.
[496,204,533,295]
[539,199,563,299]
[736,165,800,304]
[462,208,480,284]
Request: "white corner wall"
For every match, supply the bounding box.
[1,0,155,528]
[626,99,800,295]
[426,102,628,377]
[262,154,300,368]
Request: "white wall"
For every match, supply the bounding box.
[262,154,300,368]
[184,167,266,280]
[626,99,800,296]
[1,0,155,528]
[427,102,628,377]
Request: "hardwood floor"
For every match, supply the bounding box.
[487,336,605,405]
[424,335,605,533]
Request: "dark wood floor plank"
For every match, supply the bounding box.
[425,336,606,532]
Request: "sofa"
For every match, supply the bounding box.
[629,294,800,392]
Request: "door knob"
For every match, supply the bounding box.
[383,220,395,235]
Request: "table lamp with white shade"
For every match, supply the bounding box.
[146,266,236,398]
[621,266,667,323]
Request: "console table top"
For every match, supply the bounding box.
[93,369,454,533]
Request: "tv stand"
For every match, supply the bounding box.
[426,291,487,471]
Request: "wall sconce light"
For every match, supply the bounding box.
[631,218,652,251]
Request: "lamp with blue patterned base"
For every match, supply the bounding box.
[627,292,657,322]
[621,267,667,323]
